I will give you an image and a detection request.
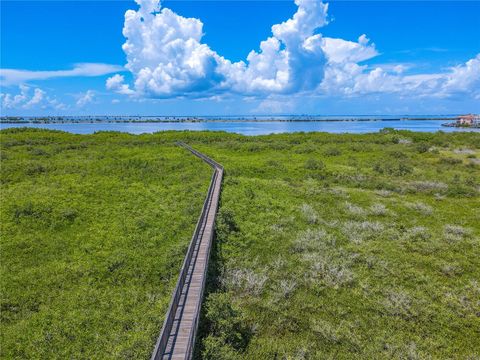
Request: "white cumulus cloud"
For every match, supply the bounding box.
[76,90,96,107]
[322,35,378,64]
[1,85,65,110]
[108,0,330,97]
[108,0,480,102]
[321,53,480,98]
[106,74,135,95]
[440,54,480,97]
[24,88,46,108]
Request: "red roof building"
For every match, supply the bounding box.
[457,114,480,126]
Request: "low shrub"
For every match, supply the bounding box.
[28,147,49,156]
[403,226,431,242]
[444,224,471,243]
[373,161,413,176]
[276,279,297,299]
[407,180,448,193]
[370,203,388,216]
[300,204,318,224]
[216,208,239,242]
[25,163,47,176]
[342,220,384,243]
[415,142,430,153]
[221,268,267,296]
[440,157,462,165]
[203,292,252,358]
[304,158,325,170]
[292,228,331,253]
[406,202,433,215]
[344,201,366,217]
[383,290,414,319]
[324,147,341,156]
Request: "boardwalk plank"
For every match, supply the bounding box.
[150,143,223,360]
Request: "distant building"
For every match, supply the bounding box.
[457,114,480,126]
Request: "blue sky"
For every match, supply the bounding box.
[1,0,479,115]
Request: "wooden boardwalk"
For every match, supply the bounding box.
[151,143,223,360]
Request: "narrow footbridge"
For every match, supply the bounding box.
[151,142,223,360]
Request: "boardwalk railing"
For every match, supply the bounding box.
[150,142,223,360]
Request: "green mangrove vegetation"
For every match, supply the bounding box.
[0,128,211,359]
[1,128,479,359]
[189,130,480,359]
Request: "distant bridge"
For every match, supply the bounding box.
[150,142,223,360]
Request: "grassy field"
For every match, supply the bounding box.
[1,128,479,359]
[186,130,480,359]
[0,128,211,359]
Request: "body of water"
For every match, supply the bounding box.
[1,120,478,135]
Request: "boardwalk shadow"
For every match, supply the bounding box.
[194,203,252,359]
[194,209,223,359]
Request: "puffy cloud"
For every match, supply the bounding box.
[76,90,96,107]
[321,53,480,98]
[0,63,123,85]
[109,0,479,102]
[108,0,330,97]
[120,5,224,96]
[440,54,480,97]
[235,0,328,94]
[0,84,29,109]
[106,74,135,95]
[392,64,409,74]
[1,85,65,110]
[24,88,46,108]
[322,35,378,64]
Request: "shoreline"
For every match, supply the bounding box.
[441,122,480,129]
[0,117,458,124]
